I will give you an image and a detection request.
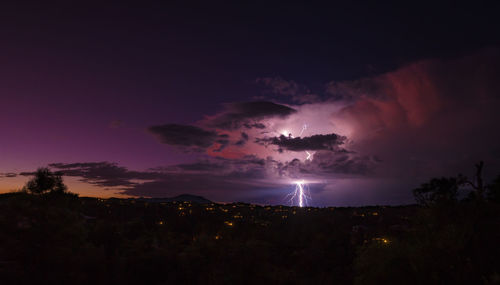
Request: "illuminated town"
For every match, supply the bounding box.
[1,1,500,284]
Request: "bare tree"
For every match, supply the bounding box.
[413,161,486,205]
[459,161,485,199]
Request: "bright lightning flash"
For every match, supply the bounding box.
[287,180,311,207]
[281,130,292,137]
[305,151,313,160]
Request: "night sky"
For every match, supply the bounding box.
[1,1,500,206]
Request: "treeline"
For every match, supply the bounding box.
[0,165,499,284]
[355,161,500,284]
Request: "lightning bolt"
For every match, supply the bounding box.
[297,124,314,161]
[305,151,311,160]
[286,180,311,207]
[278,124,313,206]
[299,123,307,137]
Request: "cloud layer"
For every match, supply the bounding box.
[256,133,346,152]
[204,101,297,130]
[15,48,500,206]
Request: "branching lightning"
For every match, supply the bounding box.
[300,124,314,161]
[278,123,313,207]
[286,180,311,207]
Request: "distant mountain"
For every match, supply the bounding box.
[137,194,212,204]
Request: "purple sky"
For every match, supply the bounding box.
[1,2,500,206]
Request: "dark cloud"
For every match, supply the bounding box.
[276,151,379,178]
[205,101,296,130]
[235,132,249,146]
[0,173,17,178]
[256,133,346,152]
[152,155,267,173]
[45,158,280,202]
[22,150,378,203]
[312,151,379,175]
[48,162,162,188]
[243,122,266,129]
[148,124,227,151]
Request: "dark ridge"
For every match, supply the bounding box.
[136,194,212,204]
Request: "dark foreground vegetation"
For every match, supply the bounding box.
[1,164,500,284]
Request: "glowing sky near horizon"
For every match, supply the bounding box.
[1,2,500,206]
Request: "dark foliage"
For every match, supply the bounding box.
[24,167,67,195]
[412,161,493,206]
[1,165,500,284]
[412,176,461,206]
[0,192,413,285]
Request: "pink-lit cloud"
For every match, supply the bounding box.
[9,48,500,206]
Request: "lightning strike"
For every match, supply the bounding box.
[287,180,311,207]
[280,123,307,138]
[305,151,312,160]
[299,123,308,137]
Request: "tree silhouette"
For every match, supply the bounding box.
[24,167,67,195]
[459,160,485,199]
[413,176,461,206]
[413,161,489,206]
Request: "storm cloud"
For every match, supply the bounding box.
[19,49,500,206]
[132,49,500,205]
[275,151,379,179]
[204,101,296,130]
[256,133,346,152]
